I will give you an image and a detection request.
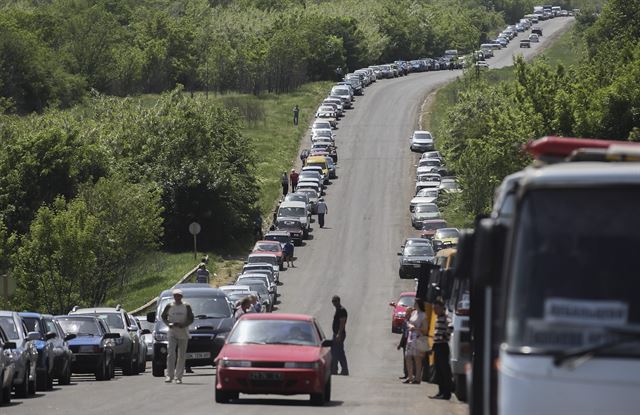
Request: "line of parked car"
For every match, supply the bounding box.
[0,305,151,405]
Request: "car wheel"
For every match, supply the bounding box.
[95,357,109,381]
[15,364,30,398]
[324,376,331,402]
[398,269,404,279]
[36,367,48,391]
[455,374,468,402]
[28,366,36,395]
[122,354,136,376]
[59,361,72,385]
[152,361,165,377]
[1,371,11,405]
[138,356,146,373]
[215,387,237,404]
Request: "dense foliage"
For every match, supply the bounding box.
[437,0,640,219]
[0,0,551,113]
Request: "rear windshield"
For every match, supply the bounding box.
[57,318,102,336]
[0,316,19,340]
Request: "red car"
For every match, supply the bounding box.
[419,219,448,239]
[215,313,333,405]
[252,240,284,270]
[389,292,416,333]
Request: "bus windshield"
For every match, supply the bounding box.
[506,188,640,354]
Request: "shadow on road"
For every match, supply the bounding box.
[233,398,344,407]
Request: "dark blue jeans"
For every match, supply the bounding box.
[331,334,348,375]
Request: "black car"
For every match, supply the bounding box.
[148,284,235,377]
[532,26,543,36]
[54,315,119,381]
[397,239,435,279]
[275,218,305,245]
[19,313,75,389]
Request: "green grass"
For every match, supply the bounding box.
[110,83,333,311]
[538,27,581,67]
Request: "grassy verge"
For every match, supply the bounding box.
[423,27,580,228]
[110,83,332,310]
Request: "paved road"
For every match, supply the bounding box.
[4,16,573,415]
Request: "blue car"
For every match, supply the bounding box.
[53,316,119,381]
[19,313,75,390]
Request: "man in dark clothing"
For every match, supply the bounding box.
[331,295,349,375]
[281,171,289,196]
[300,149,309,166]
[283,240,294,268]
[293,105,300,125]
[430,298,454,400]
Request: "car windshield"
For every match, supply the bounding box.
[416,189,439,198]
[248,255,277,265]
[332,89,348,96]
[87,313,124,330]
[421,160,440,166]
[297,189,317,199]
[306,162,326,169]
[435,229,459,239]
[418,175,440,182]
[0,316,19,340]
[22,317,42,334]
[415,204,438,213]
[404,245,435,256]
[228,319,319,346]
[421,221,447,231]
[319,107,333,112]
[279,207,306,218]
[254,242,281,252]
[159,296,231,319]
[241,281,269,295]
[57,318,102,336]
[137,319,154,331]
[265,234,290,244]
[414,133,432,140]
[506,188,640,354]
[398,296,415,307]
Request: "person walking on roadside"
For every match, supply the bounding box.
[397,306,414,380]
[300,149,309,166]
[316,198,328,228]
[281,171,289,196]
[249,295,261,313]
[403,298,429,384]
[430,298,454,399]
[331,295,349,375]
[195,263,210,284]
[283,239,295,268]
[289,169,299,191]
[293,105,300,125]
[161,289,194,384]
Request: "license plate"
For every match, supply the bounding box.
[185,352,211,360]
[250,372,283,381]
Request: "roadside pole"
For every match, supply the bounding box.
[189,222,201,261]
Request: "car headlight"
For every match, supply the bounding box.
[220,359,251,367]
[154,331,168,342]
[396,312,406,318]
[284,361,320,369]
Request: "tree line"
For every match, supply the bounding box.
[436,0,639,221]
[0,0,552,114]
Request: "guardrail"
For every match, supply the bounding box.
[130,260,204,315]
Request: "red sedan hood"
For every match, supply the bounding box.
[394,305,408,314]
[253,249,282,257]
[219,344,321,362]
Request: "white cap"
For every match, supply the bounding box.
[172,288,183,296]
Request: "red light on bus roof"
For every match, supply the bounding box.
[525,136,625,158]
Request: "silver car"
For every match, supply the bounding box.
[134,317,154,361]
[0,311,38,398]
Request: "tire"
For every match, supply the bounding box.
[122,354,135,376]
[455,374,468,402]
[36,367,48,391]
[59,361,72,386]
[324,376,331,402]
[398,269,404,279]
[1,383,10,405]
[138,356,146,374]
[15,364,30,398]
[215,387,237,403]
[28,367,36,395]
[109,359,115,379]
[152,361,165,377]
[95,358,108,381]
[310,377,329,406]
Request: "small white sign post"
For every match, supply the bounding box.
[188,222,201,261]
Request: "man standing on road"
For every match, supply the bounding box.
[316,198,328,228]
[283,239,295,268]
[195,263,210,284]
[161,289,194,384]
[430,298,454,400]
[331,295,349,375]
[289,169,299,191]
[293,105,300,126]
[281,171,289,196]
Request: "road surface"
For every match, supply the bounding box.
[4,16,573,415]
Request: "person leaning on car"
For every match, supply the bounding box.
[161,289,194,384]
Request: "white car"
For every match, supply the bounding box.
[420,151,443,161]
[315,105,337,120]
[416,173,442,191]
[330,86,353,103]
[311,128,335,141]
[277,201,311,234]
[440,178,461,193]
[234,275,275,304]
[410,130,435,153]
[297,180,323,196]
[312,120,332,131]
[410,188,440,212]
[296,188,319,212]
[411,203,442,228]
[529,33,540,42]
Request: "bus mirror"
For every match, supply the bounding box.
[453,229,475,280]
[473,218,507,287]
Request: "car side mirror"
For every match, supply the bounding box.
[146,312,156,323]
[3,341,16,349]
[129,327,138,332]
[397,252,402,256]
[389,302,396,307]
[473,218,507,287]
[27,331,42,341]
[104,333,121,339]
[64,334,76,342]
[140,329,151,335]
[45,331,57,340]
[321,339,333,348]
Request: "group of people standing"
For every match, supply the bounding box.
[281,169,299,195]
[397,297,453,400]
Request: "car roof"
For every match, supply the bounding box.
[71,308,122,314]
[160,284,226,298]
[54,314,98,320]
[279,201,306,208]
[239,313,313,321]
[0,311,16,317]
[436,227,459,232]
[220,285,250,291]
[249,252,277,258]
[18,312,43,318]
[404,237,431,245]
[265,231,290,236]
[255,240,281,245]
[413,130,431,134]
[399,292,416,297]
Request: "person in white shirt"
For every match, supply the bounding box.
[316,198,328,228]
[161,289,194,384]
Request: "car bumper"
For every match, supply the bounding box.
[410,144,434,152]
[153,335,226,369]
[392,317,405,333]
[71,353,104,373]
[400,264,424,278]
[216,367,327,395]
